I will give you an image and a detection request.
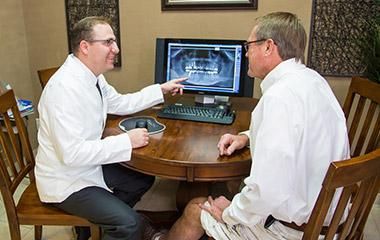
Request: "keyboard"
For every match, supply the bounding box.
[157,104,235,125]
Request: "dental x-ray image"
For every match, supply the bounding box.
[167,44,238,89]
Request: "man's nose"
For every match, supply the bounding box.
[111,42,119,54]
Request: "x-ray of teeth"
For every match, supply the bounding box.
[168,47,236,88]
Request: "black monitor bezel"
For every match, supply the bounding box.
[155,38,249,97]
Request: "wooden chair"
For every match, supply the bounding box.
[265,78,380,239]
[207,149,380,240]
[302,148,380,240]
[0,89,100,240]
[37,67,59,89]
[302,77,380,239]
[343,76,380,157]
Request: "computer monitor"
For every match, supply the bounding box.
[155,38,253,101]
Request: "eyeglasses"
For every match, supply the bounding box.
[244,39,267,51]
[87,38,117,47]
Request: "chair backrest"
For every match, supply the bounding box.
[37,67,59,89]
[303,148,380,240]
[0,90,36,216]
[343,76,380,157]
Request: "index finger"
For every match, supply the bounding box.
[172,77,188,83]
[207,196,215,206]
[218,142,228,156]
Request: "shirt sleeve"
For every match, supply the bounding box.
[222,94,304,227]
[101,77,164,115]
[239,130,250,147]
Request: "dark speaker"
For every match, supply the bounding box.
[241,60,254,98]
[243,75,254,98]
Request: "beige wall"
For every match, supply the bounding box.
[0,1,30,98]
[2,0,351,148]
[0,0,36,145]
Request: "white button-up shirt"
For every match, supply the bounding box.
[222,59,350,227]
[35,54,164,202]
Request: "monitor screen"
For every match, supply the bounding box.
[155,38,253,97]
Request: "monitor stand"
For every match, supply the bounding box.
[194,94,230,105]
[194,95,215,104]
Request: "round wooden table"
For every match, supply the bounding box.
[106,94,258,210]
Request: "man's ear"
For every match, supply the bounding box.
[264,39,276,56]
[79,40,90,56]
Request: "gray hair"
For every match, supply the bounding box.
[255,12,307,63]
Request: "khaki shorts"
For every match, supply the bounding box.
[200,202,306,240]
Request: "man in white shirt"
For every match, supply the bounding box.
[35,16,184,240]
[156,12,350,240]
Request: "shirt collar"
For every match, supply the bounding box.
[69,54,100,87]
[260,58,305,94]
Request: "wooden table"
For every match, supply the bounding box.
[106,94,258,210]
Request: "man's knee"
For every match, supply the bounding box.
[189,197,208,205]
[183,197,207,222]
[103,209,142,239]
[117,208,141,228]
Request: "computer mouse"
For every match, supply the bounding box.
[135,120,148,129]
[216,104,230,113]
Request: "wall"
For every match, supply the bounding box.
[0,0,37,146]
[6,0,351,147]
[0,1,30,98]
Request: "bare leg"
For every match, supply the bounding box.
[161,197,208,240]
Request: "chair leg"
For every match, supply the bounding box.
[8,225,22,240]
[90,224,101,240]
[34,225,42,240]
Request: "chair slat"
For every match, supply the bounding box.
[353,102,377,156]
[0,142,12,188]
[338,178,372,239]
[12,104,34,171]
[365,114,380,154]
[2,113,24,169]
[356,177,380,237]
[0,122,19,179]
[347,178,379,239]
[349,96,366,146]
[342,87,355,120]
[302,189,335,239]
[324,185,354,239]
